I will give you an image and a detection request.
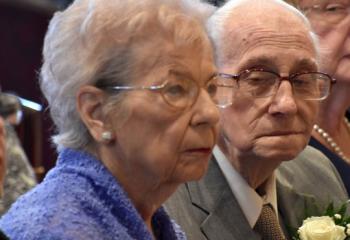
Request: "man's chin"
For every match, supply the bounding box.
[254,142,307,163]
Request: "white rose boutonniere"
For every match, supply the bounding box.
[291,201,350,240]
[298,216,346,240]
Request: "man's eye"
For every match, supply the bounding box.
[246,77,265,85]
[293,78,309,86]
[245,74,274,86]
[206,83,217,96]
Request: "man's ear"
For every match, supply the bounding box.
[76,85,113,143]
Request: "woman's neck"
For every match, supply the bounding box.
[97,145,179,236]
[316,86,350,134]
[312,85,350,161]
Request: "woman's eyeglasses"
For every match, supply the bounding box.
[96,74,231,110]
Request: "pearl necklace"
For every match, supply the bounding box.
[313,118,350,162]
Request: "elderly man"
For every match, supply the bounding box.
[165,0,348,239]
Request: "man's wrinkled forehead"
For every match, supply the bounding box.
[219,2,316,64]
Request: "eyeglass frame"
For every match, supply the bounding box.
[217,68,336,102]
[95,74,225,110]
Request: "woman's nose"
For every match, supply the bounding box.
[191,89,220,127]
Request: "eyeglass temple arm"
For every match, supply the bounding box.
[218,73,239,80]
[102,82,167,91]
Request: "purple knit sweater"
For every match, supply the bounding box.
[0,148,186,240]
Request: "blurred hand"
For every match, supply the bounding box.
[0,117,6,197]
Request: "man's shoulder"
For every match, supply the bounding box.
[165,183,209,240]
[276,145,349,229]
[165,159,260,240]
[277,145,342,181]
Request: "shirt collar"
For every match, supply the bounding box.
[213,146,278,228]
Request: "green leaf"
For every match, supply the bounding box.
[338,203,347,216]
[325,202,335,216]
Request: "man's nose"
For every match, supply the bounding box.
[268,80,298,115]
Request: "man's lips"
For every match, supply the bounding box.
[259,131,303,137]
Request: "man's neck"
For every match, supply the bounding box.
[217,142,280,189]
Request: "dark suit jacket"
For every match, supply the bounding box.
[165,146,349,240]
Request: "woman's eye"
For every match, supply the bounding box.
[165,83,188,97]
[325,3,347,12]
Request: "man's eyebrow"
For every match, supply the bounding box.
[238,56,277,71]
[292,58,318,72]
[237,56,317,72]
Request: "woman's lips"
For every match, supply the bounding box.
[183,148,213,156]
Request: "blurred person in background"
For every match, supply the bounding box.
[285,0,350,195]
[0,118,6,199]
[0,93,37,215]
[0,0,221,239]
[0,118,9,240]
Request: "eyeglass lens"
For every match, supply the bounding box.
[161,77,198,109]
[161,75,236,109]
[236,70,331,100]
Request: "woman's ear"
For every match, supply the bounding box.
[76,85,114,143]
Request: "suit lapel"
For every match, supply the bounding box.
[277,178,317,232]
[187,159,261,240]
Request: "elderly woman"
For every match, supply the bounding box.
[285,0,350,194]
[0,0,222,239]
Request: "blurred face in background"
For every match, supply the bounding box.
[300,0,350,82]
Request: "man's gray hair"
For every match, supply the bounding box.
[206,0,319,66]
[40,0,215,152]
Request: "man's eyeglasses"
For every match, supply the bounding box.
[96,74,229,110]
[217,68,336,104]
[302,1,350,26]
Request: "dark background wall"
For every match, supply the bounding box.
[0,1,57,179]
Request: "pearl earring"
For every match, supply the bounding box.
[101,131,113,142]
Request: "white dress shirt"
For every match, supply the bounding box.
[214,146,278,228]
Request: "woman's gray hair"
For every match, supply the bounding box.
[40,0,215,152]
[206,0,319,66]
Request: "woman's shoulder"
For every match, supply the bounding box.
[0,177,132,240]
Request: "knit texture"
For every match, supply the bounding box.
[0,148,186,240]
[254,204,286,240]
